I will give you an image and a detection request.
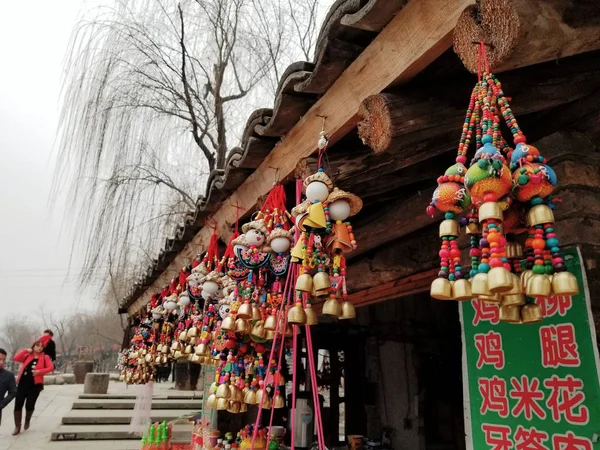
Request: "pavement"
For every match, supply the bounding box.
[0,381,193,450]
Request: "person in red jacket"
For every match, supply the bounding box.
[12,335,54,435]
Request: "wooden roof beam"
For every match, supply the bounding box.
[128,0,474,316]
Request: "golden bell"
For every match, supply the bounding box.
[188,326,198,338]
[506,273,523,295]
[479,202,503,222]
[288,302,307,325]
[339,301,356,319]
[312,286,329,298]
[189,337,197,345]
[251,320,267,339]
[313,271,331,291]
[296,273,313,292]
[273,393,285,409]
[171,341,180,350]
[501,294,525,307]
[196,343,208,355]
[184,344,193,355]
[488,267,513,293]
[430,277,452,300]
[471,272,490,296]
[155,356,161,364]
[552,271,579,296]
[256,388,265,404]
[262,394,273,409]
[466,222,480,234]
[179,330,188,342]
[521,270,533,292]
[240,402,248,413]
[521,303,543,324]
[216,383,231,399]
[161,355,168,364]
[452,279,472,301]
[527,204,554,226]
[285,324,294,337]
[237,302,253,320]
[305,304,318,325]
[505,242,523,259]
[291,239,304,262]
[230,385,243,401]
[526,274,552,297]
[304,202,327,228]
[216,397,229,410]
[145,354,153,363]
[191,354,202,364]
[221,316,235,332]
[499,305,521,323]
[439,219,459,237]
[264,314,278,331]
[244,389,257,405]
[322,298,341,317]
[252,305,262,321]
[478,293,501,303]
[235,318,251,334]
[227,401,241,414]
[266,330,276,340]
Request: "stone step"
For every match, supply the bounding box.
[45,439,191,449]
[62,409,196,425]
[79,393,202,400]
[51,423,194,441]
[72,398,203,410]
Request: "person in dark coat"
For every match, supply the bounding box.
[12,336,54,435]
[42,330,57,363]
[0,348,17,426]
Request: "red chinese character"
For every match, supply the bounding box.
[538,295,572,318]
[513,426,549,450]
[475,331,504,369]
[509,376,546,420]
[544,375,589,425]
[552,432,592,450]
[540,324,580,368]
[473,300,500,326]
[479,376,509,417]
[482,424,513,450]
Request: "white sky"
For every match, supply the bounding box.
[0,0,98,317]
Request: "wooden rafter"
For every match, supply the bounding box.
[127,0,474,315]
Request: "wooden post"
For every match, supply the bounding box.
[453,0,600,73]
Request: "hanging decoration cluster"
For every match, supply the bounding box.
[427,43,578,324]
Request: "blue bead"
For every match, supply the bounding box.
[482,134,493,144]
[445,212,455,220]
[449,273,455,281]
[551,247,560,253]
[479,263,490,273]
[531,197,543,205]
[546,238,559,248]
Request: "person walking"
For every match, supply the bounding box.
[0,348,17,426]
[42,330,57,363]
[12,335,54,435]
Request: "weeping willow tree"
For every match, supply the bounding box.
[54,0,322,294]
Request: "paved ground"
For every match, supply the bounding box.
[0,381,184,450]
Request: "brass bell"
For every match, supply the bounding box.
[501,294,525,307]
[288,302,307,325]
[478,293,501,303]
[295,273,313,292]
[266,330,276,340]
[145,354,153,363]
[244,389,257,405]
[526,274,551,297]
[161,355,168,364]
[196,343,208,355]
[273,393,285,409]
[313,271,331,291]
[479,202,503,222]
[305,304,318,325]
[230,385,243,401]
[216,383,231,399]
[506,273,522,295]
[552,271,579,296]
[527,204,554,226]
[322,298,341,317]
[521,270,533,291]
[488,267,513,293]
[155,356,161,364]
[256,388,265,404]
[173,350,183,360]
[339,301,356,319]
[188,326,198,338]
[430,277,452,300]
[170,341,180,350]
[470,273,490,296]
[452,279,472,301]
[184,344,193,355]
[262,394,273,409]
[216,397,229,410]
[237,302,253,320]
[312,286,329,298]
[221,316,235,331]
[251,320,267,339]
[240,402,248,413]
[264,314,278,331]
[189,337,197,345]
[439,219,459,237]
[235,318,251,334]
[499,305,521,323]
[252,305,262,321]
[284,324,294,337]
[505,242,523,259]
[521,303,543,324]
[191,354,202,364]
[228,401,241,414]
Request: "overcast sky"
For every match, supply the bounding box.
[0,1,99,318]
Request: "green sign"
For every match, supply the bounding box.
[460,247,600,449]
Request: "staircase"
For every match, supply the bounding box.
[49,391,202,448]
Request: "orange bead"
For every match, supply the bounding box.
[531,238,545,249]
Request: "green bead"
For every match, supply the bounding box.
[532,265,545,275]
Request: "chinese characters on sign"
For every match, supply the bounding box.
[461,248,600,450]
